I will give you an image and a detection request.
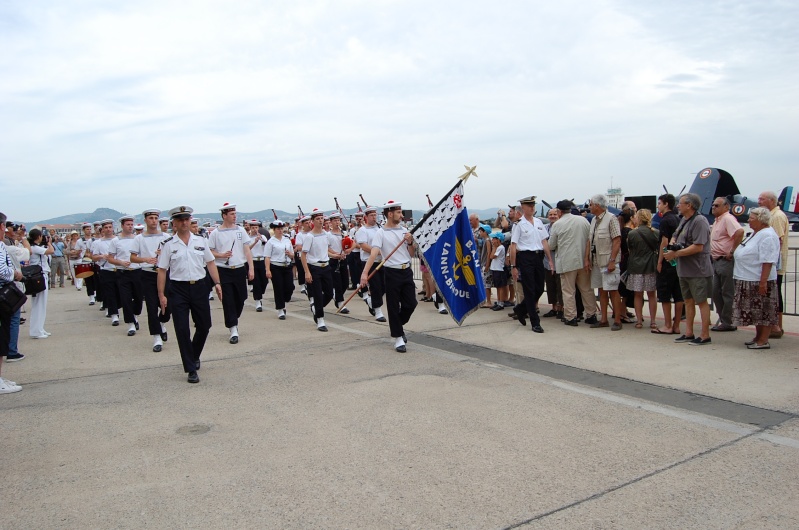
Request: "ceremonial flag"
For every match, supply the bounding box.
[413,182,486,325]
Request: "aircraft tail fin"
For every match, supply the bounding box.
[779,186,799,214]
[688,168,741,217]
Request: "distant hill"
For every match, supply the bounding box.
[27,208,127,226]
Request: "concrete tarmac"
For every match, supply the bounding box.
[2,282,797,529]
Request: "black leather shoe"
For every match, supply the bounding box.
[514,306,527,327]
[187,371,199,384]
[532,325,544,333]
[229,335,239,344]
[317,326,328,332]
[195,359,201,371]
[339,307,350,314]
[395,344,407,353]
[564,318,578,326]
[152,344,162,352]
[376,316,387,322]
[542,310,558,318]
[112,320,119,326]
[256,306,263,312]
[278,314,286,320]
[127,329,135,336]
[584,315,598,325]
[161,332,168,342]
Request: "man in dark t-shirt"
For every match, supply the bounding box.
[654,193,683,334]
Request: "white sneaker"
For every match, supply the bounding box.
[0,379,21,394]
[43,330,52,336]
[31,334,49,339]
[1,377,19,387]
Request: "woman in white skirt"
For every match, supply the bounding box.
[23,228,54,338]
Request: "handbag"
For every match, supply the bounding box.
[0,281,27,316]
[21,264,46,295]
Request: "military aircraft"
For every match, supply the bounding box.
[687,167,799,229]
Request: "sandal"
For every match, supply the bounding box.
[650,322,658,329]
[635,322,643,329]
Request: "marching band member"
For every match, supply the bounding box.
[355,206,387,322]
[347,211,365,290]
[130,208,171,352]
[208,203,254,344]
[157,206,223,384]
[107,215,143,336]
[91,219,120,326]
[294,215,311,294]
[76,223,98,304]
[159,217,170,234]
[360,200,417,352]
[248,219,269,312]
[300,209,337,331]
[264,220,295,319]
[328,212,351,314]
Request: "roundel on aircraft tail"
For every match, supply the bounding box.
[732,204,746,216]
[700,169,712,179]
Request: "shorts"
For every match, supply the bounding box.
[491,269,508,288]
[591,265,620,291]
[656,265,684,303]
[679,276,712,302]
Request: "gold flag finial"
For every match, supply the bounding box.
[458,165,478,183]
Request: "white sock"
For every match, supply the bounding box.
[256,300,262,308]
[375,308,384,319]
[317,318,326,328]
[128,323,136,332]
[364,295,372,308]
[278,309,285,317]
[439,307,447,314]
[160,323,167,333]
[153,335,163,347]
[111,315,119,322]
[394,337,405,348]
[229,326,238,337]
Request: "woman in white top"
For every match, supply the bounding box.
[264,221,296,320]
[732,207,780,350]
[23,228,54,338]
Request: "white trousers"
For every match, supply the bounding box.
[69,259,83,289]
[29,276,49,337]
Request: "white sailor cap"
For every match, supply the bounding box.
[364,206,377,214]
[382,200,402,210]
[142,208,161,217]
[134,224,144,230]
[100,219,114,226]
[119,215,135,223]
[220,202,236,212]
[159,217,170,223]
[270,220,287,229]
[310,208,324,218]
[329,212,342,220]
[81,222,92,229]
[169,205,193,220]
[300,215,311,222]
[190,218,198,224]
[518,195,537,205]
[355,211,364,217]
[249,219,262,226]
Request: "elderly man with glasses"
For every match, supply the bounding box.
[709,197,744,331]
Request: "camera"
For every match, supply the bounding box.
[666,243,684,252]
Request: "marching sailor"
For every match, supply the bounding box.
[360,200,417,352]
[247,219,269,312]
[107,215,143,336]
[328,212,351,314]
[90,219,120,326]
[294,215,311,294]
[355,206,387,322]
[157,206,223,384]
[159,217,170,234]
[208,202,254,344]
[300,209,337,332]
[347,211,365,290]
[265,220,295,319]
[130,208,171,352]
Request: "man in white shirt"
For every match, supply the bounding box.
[355,206,387,322]
[301,209,337,331]
[107,215,143,336]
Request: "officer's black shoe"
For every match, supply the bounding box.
[532,325,544,333]
[187,371,199,384]
[513,306,527,327]
[229,335,239,344]
[161,332,168,342]
[278,314,286,320]
[112,320,119,326]
[153,344,162,352]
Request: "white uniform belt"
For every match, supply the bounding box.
[309,261,329,267]
[218,264,244,269]
[252,257,264,261]
[271,262,291,267]
[384,262,411,270]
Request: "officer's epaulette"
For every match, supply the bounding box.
[162,236,174,243]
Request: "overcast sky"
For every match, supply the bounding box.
[2,0,797,222]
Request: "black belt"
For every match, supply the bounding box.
[519,250,544,255]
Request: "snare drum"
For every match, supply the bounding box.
[73,262,95,278]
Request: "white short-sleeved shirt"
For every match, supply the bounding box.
[490,245,506,271]
[302,232,335,264]
[264,236,293,265]
[75,237,93,259]
[91,237,118,271]
[511,216,548,251]
[250,233,268,259]
[733,227,779,282]
[208,226,251,268]
[371,227,411,267]
[157,234,214,282]
[109,235,140,270]
[131,232,169,271]
[29,244,51,273]
[356,224,382,262]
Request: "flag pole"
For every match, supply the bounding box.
[335,236,408,313]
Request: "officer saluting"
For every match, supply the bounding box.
[158,206,223,384]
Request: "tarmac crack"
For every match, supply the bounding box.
[502,430,765,529]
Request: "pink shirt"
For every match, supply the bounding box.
[710,211,742,259]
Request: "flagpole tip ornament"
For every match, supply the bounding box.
[458,165,478,183]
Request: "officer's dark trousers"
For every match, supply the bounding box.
[384,267,417,338]
[331,258,348,304]
[251,260,268,301]
[141,269,170,335]
[269,263,294,310]
[117,269,143,324]
[366,263,385,309]
[308,264,334,318]
[218,266,247,328]
[516,250,545,328]
[170,280,212,373]
[99,269,119,315]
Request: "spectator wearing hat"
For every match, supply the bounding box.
[130,208,171,352]
[158,206,223,384]
[265,220,295,319]
[301,209,338,331]
[66,230,83,289]
[509,196,553,333]
[355,206,387,322]
[542,208,563,318]
[107,215,144,336]
[588,194,624,331]
[548,200,598,326]
[49,231,67,288]
[247,219,269,312]
[360,200,417,352]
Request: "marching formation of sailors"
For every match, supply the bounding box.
[70,199,445,384]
